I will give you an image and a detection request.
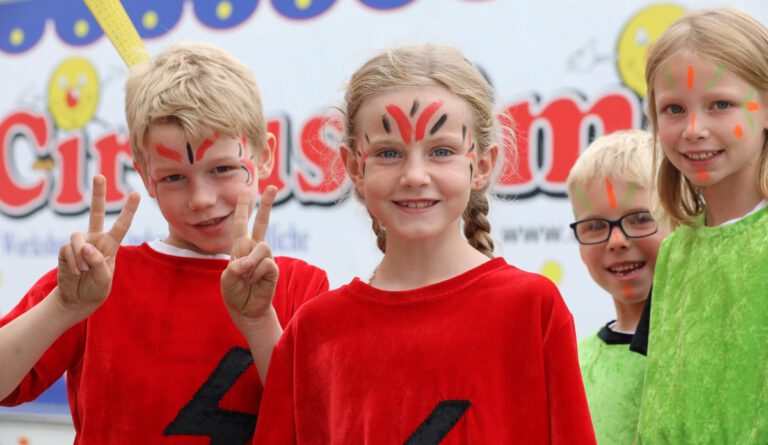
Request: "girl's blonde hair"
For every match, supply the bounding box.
[645,8,768,228]
[343,44,504,258]
[125,43,266,172]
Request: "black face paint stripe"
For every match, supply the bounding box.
[382,115,391,133]
[410,99,420,117]
[186,143,194,164]
[462,125,467,142]
[238,142,243,158]
[240,165,252,184]
[365,133,370,144]
[429,114,448,135]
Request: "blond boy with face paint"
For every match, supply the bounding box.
[0,43,328,445]
[566,129,666,444]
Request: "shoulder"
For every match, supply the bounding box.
[274,256,328,282]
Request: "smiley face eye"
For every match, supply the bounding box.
[635,28,649,46]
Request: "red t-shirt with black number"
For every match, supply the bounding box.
[1,243,328,445]
[254,257,595,444]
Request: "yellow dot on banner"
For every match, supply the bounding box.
[540,260,563,285]
[216,1,233,20]
[74,19,90,38]
[10,28,24,46]
[142,11,159,30]
[296,0,312,10]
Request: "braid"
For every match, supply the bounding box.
[368,210,387,253]
[463,190,494,258]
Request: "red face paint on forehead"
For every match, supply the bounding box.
[383,100,445,144]
[195,134,219,162]
[687,65,695,90]
[156,143,183,163]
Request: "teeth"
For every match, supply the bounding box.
[198,217,224,227]
[609,262,644,274]
[400,201,433,208]
[685,151,717,160]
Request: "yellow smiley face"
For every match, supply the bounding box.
[617,3,686,98]
[48,57,100,130]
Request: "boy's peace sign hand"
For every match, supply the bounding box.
[221,186,280,322]
[56,175,140,319]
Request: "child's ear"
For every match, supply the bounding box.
[256,133,276,179]
[339,143,364,194]
[471,143,499,190]
[133,160,156,198]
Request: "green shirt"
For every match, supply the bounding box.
[637,206,768,444]
[579,323,645,445]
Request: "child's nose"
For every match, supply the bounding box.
[400,157,431,187]
[188,180,217,210]
[606,226,629,249]
[683,112,710,140]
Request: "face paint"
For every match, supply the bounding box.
[605,177,617,209]
[697,168,709,182]
[687,64,695,90]
[237,139,255,186]
[742,89,758,133]
[734,124,744,139]
[385,105,411,143]
[573,185,593,212]
[185,143,194,164]
[383,100,445,144]
[196,134,219,162]
[621,183,636,206]
[156,143,183,163]
[704,65,725,91]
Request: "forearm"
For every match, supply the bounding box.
[0,288,84,400]
[229,307,282,385]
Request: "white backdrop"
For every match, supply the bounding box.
[1,0,766,353]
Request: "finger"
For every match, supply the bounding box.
[88,175,107,234]
[251,185,277,243]
[59,242,80,275]
[81,243,109,288]
[71,232,89,272]
[232,190,252,242]
[107,191,141,244]
[248,256,279,288]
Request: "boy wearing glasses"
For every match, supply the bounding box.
[566,129,666,444]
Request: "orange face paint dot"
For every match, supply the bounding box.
[734,124,744,139]
[746,101,760,112]
[622,283,633,299]
[697,168,709,182]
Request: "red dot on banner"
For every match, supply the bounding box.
[746,101,760,111]
[697,168,709,182]
[734,124,744,139]
[18,437,30,445]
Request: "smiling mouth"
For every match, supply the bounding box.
[394,200,438,209]
[607,261,645,276]
[683,150,723,161]
[194,215,228,228]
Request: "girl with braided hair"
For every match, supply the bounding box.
[252,43,595,444]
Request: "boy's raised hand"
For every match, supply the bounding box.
[56,175,140,317]
[221,186,280,321]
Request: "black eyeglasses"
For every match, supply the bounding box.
[569,211,658,245]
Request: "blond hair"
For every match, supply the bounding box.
[343,44,504,258]
[124,42,266,171]
[645,8,768,228]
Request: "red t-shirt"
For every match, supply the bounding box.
[1,243,328,445]
[254,257,595,444]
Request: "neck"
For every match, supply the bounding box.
[370,227,490,291]
[611,297,645,333]
[701,165,763,226]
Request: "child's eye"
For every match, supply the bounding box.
[663,104,685,114]
[712,100,732,110]
[376,149,400,159]
[213,165,237,174]
[626,211,656,227]
[431,147,454,157]
[583,220,608,232]
[161,174,183,183]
